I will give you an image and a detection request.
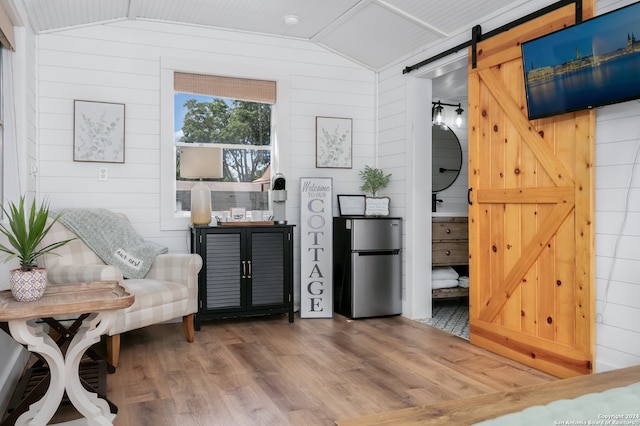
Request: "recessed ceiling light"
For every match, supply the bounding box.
[283,15,299,26]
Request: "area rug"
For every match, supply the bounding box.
[417,298,469,340]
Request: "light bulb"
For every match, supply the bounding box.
[455,105,464,127]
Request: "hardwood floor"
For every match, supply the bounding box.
[55,313,555,425]
[336,366,640,425]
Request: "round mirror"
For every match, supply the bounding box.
[432,126,462,192]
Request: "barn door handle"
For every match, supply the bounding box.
[468,188,473,205]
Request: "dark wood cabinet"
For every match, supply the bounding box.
[190,225,294,329]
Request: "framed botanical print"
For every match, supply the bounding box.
[74,100,125,163]
[315,116,352,169]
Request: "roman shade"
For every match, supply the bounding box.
[174,72,276,104]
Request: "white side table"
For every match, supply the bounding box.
[0,281,134,426]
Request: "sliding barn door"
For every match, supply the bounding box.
[467,0,595,378]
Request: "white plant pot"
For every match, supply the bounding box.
[10,268,48,302]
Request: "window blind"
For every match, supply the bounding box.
[174,72,276,104]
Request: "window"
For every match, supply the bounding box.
[173,73,276,216]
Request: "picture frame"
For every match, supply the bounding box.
[337,194,366,216]
[365,197,390,217]
[74,100,125,163]
[230,207,246,221]
[316,116,352,169]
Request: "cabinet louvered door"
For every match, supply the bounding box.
[250,231,286,308]
[204,232,242,310]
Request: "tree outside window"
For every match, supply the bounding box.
[175,93,272,213]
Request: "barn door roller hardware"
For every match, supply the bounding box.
[402,0,583,74]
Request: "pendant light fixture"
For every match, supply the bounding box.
[432,101,464,127]
[432,101,444,125]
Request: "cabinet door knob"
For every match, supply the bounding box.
[247,261,252,278]
[445,250,451,256]
[242,260,247,278]
[445,228,451,234]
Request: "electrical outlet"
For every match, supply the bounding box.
[98,167,108,181]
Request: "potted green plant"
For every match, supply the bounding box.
[359,165,392,216]
[0,196,74,301]
[359,165,391,197]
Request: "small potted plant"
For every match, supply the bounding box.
[0,196,74,301]
[359,165,392,216]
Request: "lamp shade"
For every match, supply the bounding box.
[180,146,223,225]
[179,146,223,179]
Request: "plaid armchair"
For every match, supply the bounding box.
[37,213,202,368]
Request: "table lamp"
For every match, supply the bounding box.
[180,146,223,225]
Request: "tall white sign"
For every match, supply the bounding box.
[300,177,333,318]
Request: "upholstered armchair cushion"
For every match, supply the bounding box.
[108,254,201,336]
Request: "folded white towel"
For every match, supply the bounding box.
[458,276,470,288]
[432,279,460,289]
[432,266,459,280]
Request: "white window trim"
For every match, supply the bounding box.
[160,57,291,230]
[175,142,271,151]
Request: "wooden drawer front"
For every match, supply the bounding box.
[432,221,468,241]
[432,242,468,265]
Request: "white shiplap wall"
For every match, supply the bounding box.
[592,0,640,373]
[593,102,640,370]
[378,0,640,371]
[32,20,376,309]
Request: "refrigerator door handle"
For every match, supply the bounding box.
[356,250,400,256]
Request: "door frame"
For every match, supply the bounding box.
[405,52,468,320]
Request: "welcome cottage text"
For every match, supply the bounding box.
[302,181,331,313]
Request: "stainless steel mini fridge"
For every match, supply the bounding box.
[333,217,402,318]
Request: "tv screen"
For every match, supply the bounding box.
[522,1,640,120]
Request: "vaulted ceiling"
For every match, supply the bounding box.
[16,0,543,71]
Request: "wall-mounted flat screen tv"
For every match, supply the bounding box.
[522,1,640,120]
